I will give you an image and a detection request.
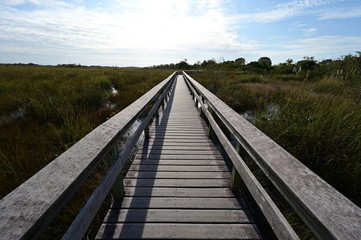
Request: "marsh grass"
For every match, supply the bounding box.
[0,65,173,238]
[0,65,172,199]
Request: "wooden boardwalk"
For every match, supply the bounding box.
[1,72,360,240]
[96,76,262,239]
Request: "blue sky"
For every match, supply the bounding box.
[1,0,361,66]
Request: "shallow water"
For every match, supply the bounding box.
[0,106,27,126]
[240,103,281,125]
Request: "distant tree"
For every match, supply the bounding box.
[297,56,317,71]
[319,59,333,66]
[192,61,201,69]
[234,58,246,68]
[272,62,295,74]
[258,57,272,70]
[286,58,293,65]
[201,59,217,69]
[248,61,262,68]
[220,60,234,69]
[176,60,190,70]
[245,61,263,73]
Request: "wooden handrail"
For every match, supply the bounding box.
[0,72,177,239]
[184,74,298,240]
[182,71,361,240]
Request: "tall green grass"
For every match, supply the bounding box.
[190,70,361,206]
[0,65,173,198]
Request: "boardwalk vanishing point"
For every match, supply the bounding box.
[96,75,261,239]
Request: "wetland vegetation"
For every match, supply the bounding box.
[184,53,361,208]
[0,65,173,199]
[0,52,360,238]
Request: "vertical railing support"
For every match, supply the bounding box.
[200,108,206,119]
[208,123,216,140]
[145,125,150,139]
[107,146,124,200]
[207,108,214,138]
[230,142,244,193]
[230,166,242,193]
[161,97,166,109]
[111,175,124,200]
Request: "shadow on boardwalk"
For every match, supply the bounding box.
[103,78,177,239]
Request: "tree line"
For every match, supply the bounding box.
[151,52,361,82]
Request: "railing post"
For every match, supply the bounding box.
[161,97,166,109]
[111,175,124,200]
[230,166,242,192]
[145,125,150,139]
[107,146,124,200]
[207,109,215,139]
[230,142,244,193]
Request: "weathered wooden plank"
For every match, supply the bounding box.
[156,119,204,122]
[103,209,253,223]
[134,155,223,160]
[123,179,229,187]
[136,150,221,156]
[149,130,207,134]
[124,187,236,198]
[150,132,205,136]
[129,165,229,172]
[152,126,206,129]
[113,197,247,209]
[125,171,230,179]
[143,139,215,145]
[147,135,210,139]
[131,159,226,166]
[150,126,207,129]
[151,131,205,137]
[139,144,216,149]
[96,223,261,239]
[157,121,204,124]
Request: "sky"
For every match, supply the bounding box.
[1,0,361,66]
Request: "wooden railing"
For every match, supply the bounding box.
[182,71,361,240]
[0,72,177,240]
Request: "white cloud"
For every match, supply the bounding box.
[0,0,259,65]
[2,0,25,5]
[235,0,360,23]
[1,0,360,65]
[318,6,361,19]
[235,0,331,23]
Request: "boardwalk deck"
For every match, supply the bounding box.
[96,76,262,239]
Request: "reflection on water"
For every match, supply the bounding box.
[104,102,116,110]
[0,106,27,126]
[240,103,281,125]
[240,110,257,125]
[265,103,281,120]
